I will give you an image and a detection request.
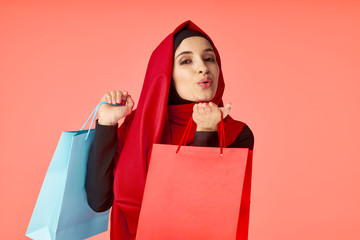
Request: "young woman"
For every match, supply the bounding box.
[85,20,254,240]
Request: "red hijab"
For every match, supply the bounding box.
[111,20,246,239]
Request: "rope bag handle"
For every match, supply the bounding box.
[176,111,225,155]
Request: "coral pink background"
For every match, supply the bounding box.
[1,0,359,239]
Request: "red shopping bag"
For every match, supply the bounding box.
[137,115,252,240]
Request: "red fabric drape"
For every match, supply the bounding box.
[111,20,246,239]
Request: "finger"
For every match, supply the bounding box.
[126,95,135,110]
[192,105,200,116]
[192,111,199,120]
[121,91,129,105]
[110,90,117,104]
[116,91,123,104]
[198,105,205,115]
[193,103,198,113]
[103,92,111,103]
[208,102,217,109]
[222,103,232,118]
[122,91,128,101]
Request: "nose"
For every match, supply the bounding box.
[197,60,209,75]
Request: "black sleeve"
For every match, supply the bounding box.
[85,120,118,212]
[228,125,254,150]
[193,131,219,147]
[193,125,254,150]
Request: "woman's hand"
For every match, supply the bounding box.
[192,102,231,131]
[97,90,135,126]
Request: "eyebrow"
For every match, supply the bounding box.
[175,48,214,59]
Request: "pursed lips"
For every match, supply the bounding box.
[197,77,213,88]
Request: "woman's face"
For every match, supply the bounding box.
[172,36,220,102]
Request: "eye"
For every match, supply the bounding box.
[180,59,192,65]
[204,57,215,62]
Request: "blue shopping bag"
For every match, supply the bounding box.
[26,102,112,240]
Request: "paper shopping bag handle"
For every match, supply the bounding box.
[80,101,119,141]
[176,111,225,155]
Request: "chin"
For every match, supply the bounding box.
[196,94,215,102]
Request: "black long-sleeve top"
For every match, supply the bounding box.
[85,120,254,212]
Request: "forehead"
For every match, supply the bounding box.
[175,36,214,54]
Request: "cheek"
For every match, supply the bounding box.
[173,69,192,86]
[172,71,191,96]
[212,66,220,86]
